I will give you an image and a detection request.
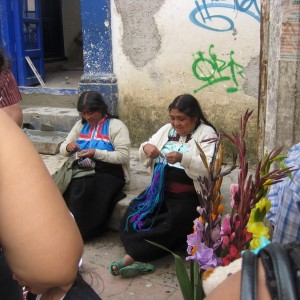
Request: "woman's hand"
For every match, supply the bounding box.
[77,148,96,159]
[66,142,80,153]
[165,151,183,164]
[143,144,163,159]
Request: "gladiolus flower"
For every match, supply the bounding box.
[255,198,271,214]
[217,204,224,214]
[187,243,219,270]
[262,179,273,189]
[247,222,269,250]
[221,214,231,235]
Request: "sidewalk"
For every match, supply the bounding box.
[41,148,239,299]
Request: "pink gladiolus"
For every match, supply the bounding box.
[222,235,229,248]
[221,214,231,235]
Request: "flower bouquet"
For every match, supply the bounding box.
[148,109,294,300]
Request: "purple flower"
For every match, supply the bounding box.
[187,242,219,270]
[187,231,200,255]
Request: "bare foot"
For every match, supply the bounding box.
[110,254,135,275]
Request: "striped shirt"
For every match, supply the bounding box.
[0,67,22,108]
[267,142,300,243]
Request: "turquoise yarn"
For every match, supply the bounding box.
[125,160,167,232]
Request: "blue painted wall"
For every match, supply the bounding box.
[79,0,118,113]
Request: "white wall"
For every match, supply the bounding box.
[111,0,261,161]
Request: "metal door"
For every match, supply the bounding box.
[14,0,44,86]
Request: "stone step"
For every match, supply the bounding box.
[20,87,79,109]
[24,129,68,155]
[22,106,80,132]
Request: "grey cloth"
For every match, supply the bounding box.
[52,155,95,194]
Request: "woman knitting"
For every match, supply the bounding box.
[55,91,130,241]
[110,94,217,277]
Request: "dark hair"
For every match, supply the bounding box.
[168,94,217,132]
[0,47,9,71]
[77,91,118,123]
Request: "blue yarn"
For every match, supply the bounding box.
[125,160,167,232]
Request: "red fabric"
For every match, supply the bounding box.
[0,68,22,108]
[165,181,196,193]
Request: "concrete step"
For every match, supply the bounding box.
[20,87,79,109]
[22,106,80,132]
[24,129,68,155]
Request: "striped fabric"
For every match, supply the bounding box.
[267,142,300,243]
[0,68,22,108]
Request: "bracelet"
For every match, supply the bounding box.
[259,243,297,300]
[241,250,258,300]
[282,242,300,298]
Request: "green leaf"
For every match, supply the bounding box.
[274,155,287,162]
[146,240,194,300]
[279,161,293,180]
[193,260,205,299]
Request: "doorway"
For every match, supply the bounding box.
[41,0,65,61]
[41,0,83,88]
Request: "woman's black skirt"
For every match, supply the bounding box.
[63,161,125,240]
[120,189,199,262]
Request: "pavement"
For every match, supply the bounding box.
[41,147,239,299]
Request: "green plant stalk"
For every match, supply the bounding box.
[146,240,196,300]
[193,261,204,299]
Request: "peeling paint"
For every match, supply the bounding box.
[114,0,164,68]
[243,56,259,98]
[19,87,79,96]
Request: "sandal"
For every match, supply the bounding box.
[119,261,155,278]
[109,258,127,276]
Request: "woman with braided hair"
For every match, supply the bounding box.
[110,94,217,277]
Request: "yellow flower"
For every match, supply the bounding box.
[248,198,271,224]
[247,222,269,236]
[262,179,273,189]
[247,222,270,250]
[250,237,262,249]
[255,198,271,212]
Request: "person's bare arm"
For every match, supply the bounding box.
[204,259,271,300]
[1,103,23,127]
[0,110,83,289]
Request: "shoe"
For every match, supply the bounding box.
[119,261,155,278]
[109,258,127,276]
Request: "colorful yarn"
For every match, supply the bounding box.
[125,160,167,232]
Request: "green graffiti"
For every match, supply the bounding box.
[192,44,245,93]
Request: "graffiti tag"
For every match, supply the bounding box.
[192,44,245,93]
[190,0,260,32]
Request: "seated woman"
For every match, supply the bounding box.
[110,94,217,277]
[56,91,131,241]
